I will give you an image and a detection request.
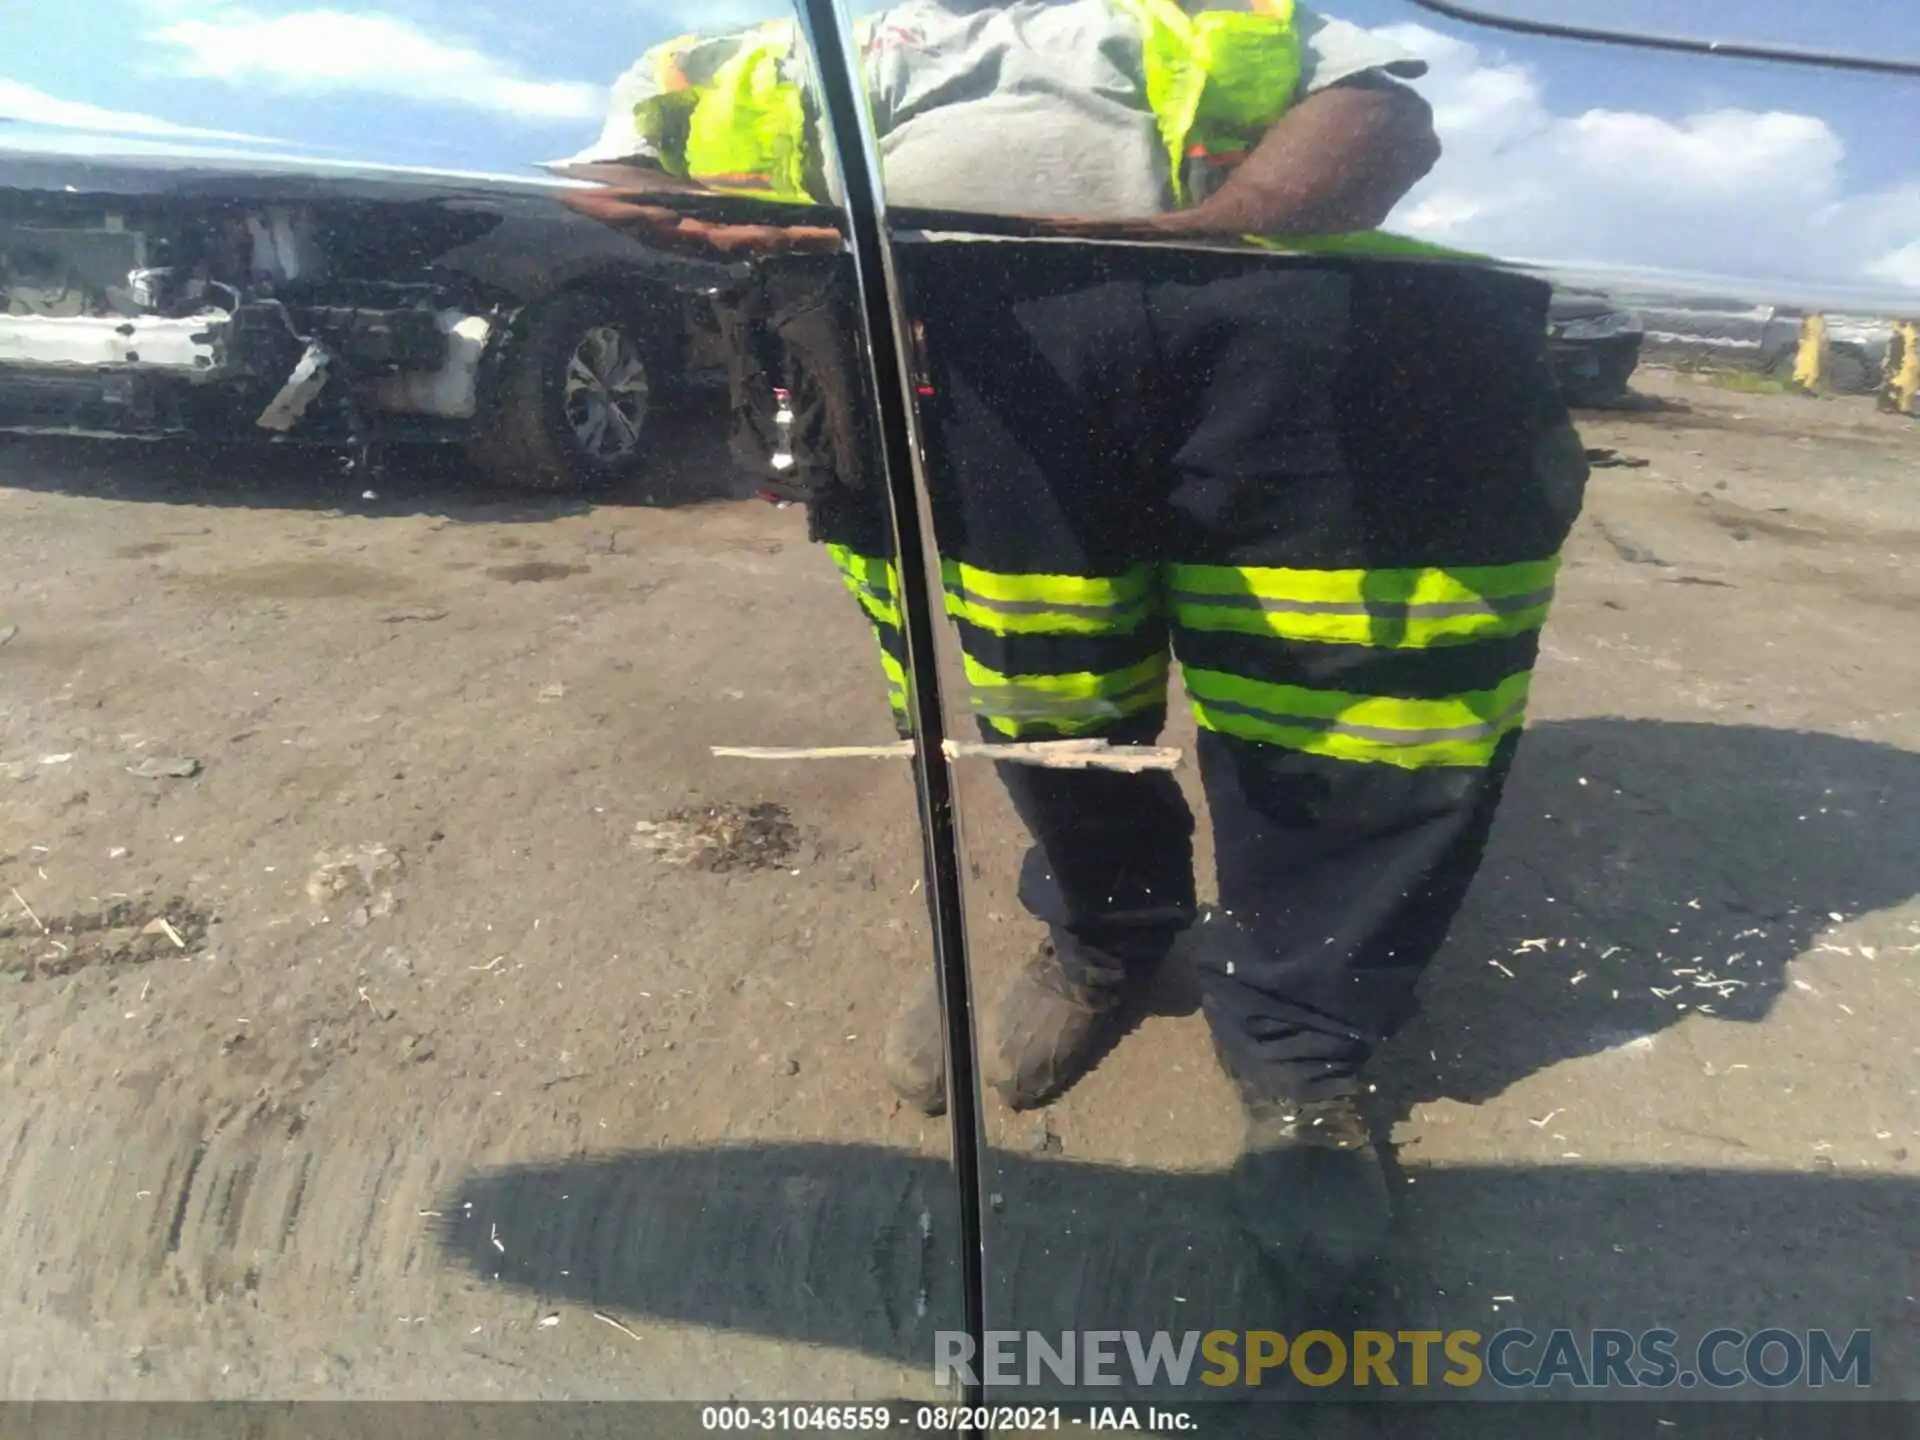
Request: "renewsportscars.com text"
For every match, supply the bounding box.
[935,1328,1872,1390]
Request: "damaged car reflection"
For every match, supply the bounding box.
[1548,288,1644,407]
[0,154,745,490]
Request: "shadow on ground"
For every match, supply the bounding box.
[434,1139,1917,1427]
[1379,717,1919,1120]
[0,390,755,522]
[430,719,1920,1430]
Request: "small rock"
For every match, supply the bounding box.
[0,625,16,647]
[398,1034,435,1063]
[780,1057,801,1077]
[129,757,202,779]
[140,917,187,950]
[538,683,567,702]
[306,844,405,905]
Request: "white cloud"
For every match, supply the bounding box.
[151,7,603,122]
[1867,238,1920,289]
[1381,24,1920,298]
[0,78,275,143]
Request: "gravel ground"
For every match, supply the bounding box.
[0,370,1914,1413]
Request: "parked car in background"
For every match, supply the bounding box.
[1548,288,1645,406]
[1630,301,1898,394]
[0,153,745,490]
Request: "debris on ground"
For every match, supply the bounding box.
[381,608,449,624]
[0,894,211,977]
[1591,518,1668,567]
[140,916,187,949]
[632,802,801,873]
[128,756,202,779]
[306,844,406,914]
[1585,447,1651,468]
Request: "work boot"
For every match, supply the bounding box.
[1231,1092,1391,1306]
[883,979,947,1116]
[989,936,1129,1110]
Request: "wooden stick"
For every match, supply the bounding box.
[9,887,46,934]
[710,739,1182,772]
[947,740,1182,772]
[711,744,913,761]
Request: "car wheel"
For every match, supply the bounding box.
[469,289,676,492]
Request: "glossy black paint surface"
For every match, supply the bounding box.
[0,0,1916,1428]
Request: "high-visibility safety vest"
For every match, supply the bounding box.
[639,0,1309,207]
[629,3,1472,259]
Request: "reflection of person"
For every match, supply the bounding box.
[559,2,1439,234]
[565,2,1589,1291]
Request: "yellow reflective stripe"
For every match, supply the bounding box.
[940,558,1153,607]
[1174,597,1552,648]
[849,590,900,628]
[827,544,896,592]
[829,545,907,719]
[876,646,909,714]
[1169,560,1558,649]
[1244,230,1485,262]
[942,559,1157,636]
[944,591,1158,636]
[829,544,900,627]
[1171,559,1558,606]
[963,652,1168,736]
[1184,667,1532,769]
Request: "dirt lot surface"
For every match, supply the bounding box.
[1,370,1917,1412]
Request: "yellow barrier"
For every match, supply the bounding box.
[1880,319,1918,416]
[1792,313,1829,393]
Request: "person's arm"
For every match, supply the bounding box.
[1152,77,1439,237]
[545,160,710,193]
[559,187,842,254]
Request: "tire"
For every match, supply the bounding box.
[469,289,679,492]
[1555,338,1641,408]
[1825,346,1872,396]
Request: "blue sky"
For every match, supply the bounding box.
[1,0,1915,296]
